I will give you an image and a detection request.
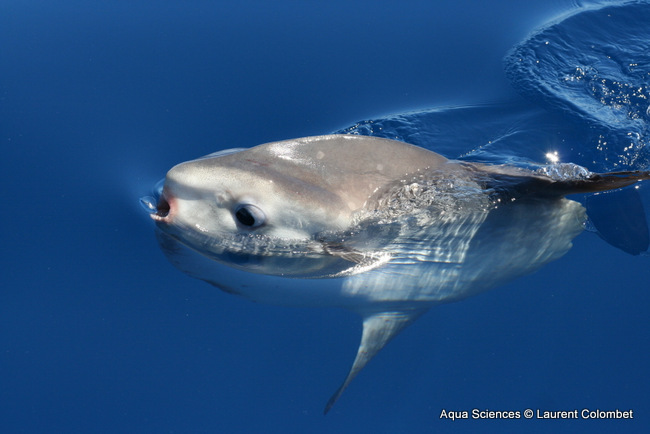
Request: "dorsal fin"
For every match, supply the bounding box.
[481,167,650,199]
[324,308,428,414]
[528,170,650,196]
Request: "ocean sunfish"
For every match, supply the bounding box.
[142,134,649,413]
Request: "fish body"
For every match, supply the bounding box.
[146,134,649,412]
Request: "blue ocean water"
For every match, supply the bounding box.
[1,0,649,432]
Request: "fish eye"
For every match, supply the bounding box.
[234,204,266,228]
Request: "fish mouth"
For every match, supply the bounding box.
[152,195,171,221]
[140,178,173,222]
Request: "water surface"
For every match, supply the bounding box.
[1,0,648,432]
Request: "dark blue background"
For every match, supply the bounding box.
[1,0,648,432]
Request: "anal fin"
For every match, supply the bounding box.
[324,308,428,414]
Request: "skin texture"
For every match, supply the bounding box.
[149,134,649,413]
[156,135,448,239]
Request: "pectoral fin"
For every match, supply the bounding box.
[324,308,428,414]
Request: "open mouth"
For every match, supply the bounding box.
[140,179,173,222]
[154,196,171,219]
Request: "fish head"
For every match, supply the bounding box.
[149,135,447,277]
[154,152,352,240]
[151,152,357,278]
